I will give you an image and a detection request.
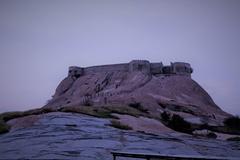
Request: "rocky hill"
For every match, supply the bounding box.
[45,60,230,126]
[1,60,239,159]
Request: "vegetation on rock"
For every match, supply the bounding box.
[59,106,115,118]
[128,102,148,113]
[169,114,192,134]
[161,114,193,134]
[224,116,240,130]
[60,104,148,119]
[161,111,170,122]
[0,104,151,134]
[206,132,217,139]
[0,108,57,134]
[109,120,132,130]
[0,119,10,134]
[227,137,240,141]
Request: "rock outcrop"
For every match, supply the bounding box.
[45,60,229,125]
[1,112,239,159]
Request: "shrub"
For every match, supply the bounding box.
[227,137,240,141]
[0,120,10,134]
[103,105,146,117]
[224,116,240,130]
[158,102,166,109]
[128,102,148,113]
[200,123,210,130]
[82,99,92,106]
[109,120,132,130]
[0,111,24,122]
[161,111,170,122]
[60,105,147,119]
[60,106,115,118]
[0,108,57,123]
[41,108,57,113]
[207,132,217,139]
[0,107,58,134]
[23,108,43,115]
[93,108,116,118]
[168,114,192,134]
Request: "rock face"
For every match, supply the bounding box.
[45,60,229,124]
[0,112,239,159]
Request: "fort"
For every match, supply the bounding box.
[46,59,229,125]
[68,60,193,78]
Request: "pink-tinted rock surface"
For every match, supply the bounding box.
[45,60,230,124]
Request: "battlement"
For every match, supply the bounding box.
[68,66,84,78]
[67,60,193,78]
[129,60,151,74]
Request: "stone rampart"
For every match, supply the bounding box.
[150,63,163,74]
[67,60,193,77]
[129,60,151,74]
[84,63,129,74]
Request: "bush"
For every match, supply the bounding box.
[0,107,58,123]
[109,120,132,130]
[161,111,170,122]
[200,123,210,130]
[207,132,217,139]
[60,106,114,118]
[224,116,240,130]
[103,105,147,117]
[0,120,10,134]
[60,104,148,119]
[93,108,116,118]
[128,102,148,113]
[0,111,24,122]
[158,102,166,109]
[82,99,92,106]
[227,137,240,141]
[168,114,192,134]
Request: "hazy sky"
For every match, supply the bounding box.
[0,0,240,115]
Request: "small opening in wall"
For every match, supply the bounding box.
[138,65,143,71]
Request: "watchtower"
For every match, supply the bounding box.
[129,60,151,74]
[171,62,193,76]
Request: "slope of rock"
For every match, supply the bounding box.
[0,112,239,159]
[45,60,229,125]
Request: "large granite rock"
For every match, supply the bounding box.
[0,112,239,159]
[45,60,229,124]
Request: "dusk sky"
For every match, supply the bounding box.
[0,0,240,115]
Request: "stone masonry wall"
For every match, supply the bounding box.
[84,63,129,74]
[68,60,193,78]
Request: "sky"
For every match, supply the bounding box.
[0,0,240,115]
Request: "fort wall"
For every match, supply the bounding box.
[129,60,151,74]
[84,63,129,74]
[150,62,163,74]
[68,60,193,78]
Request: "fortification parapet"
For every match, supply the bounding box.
[129,60,151,74]
[162,65,172,74]
[150,63,163,74]
[67,60,193,77]
[171,62,193,75]
[68,66,84,78]
[84,63,129,74]
[162,62,193,76]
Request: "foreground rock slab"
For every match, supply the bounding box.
[0,112,239,160]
